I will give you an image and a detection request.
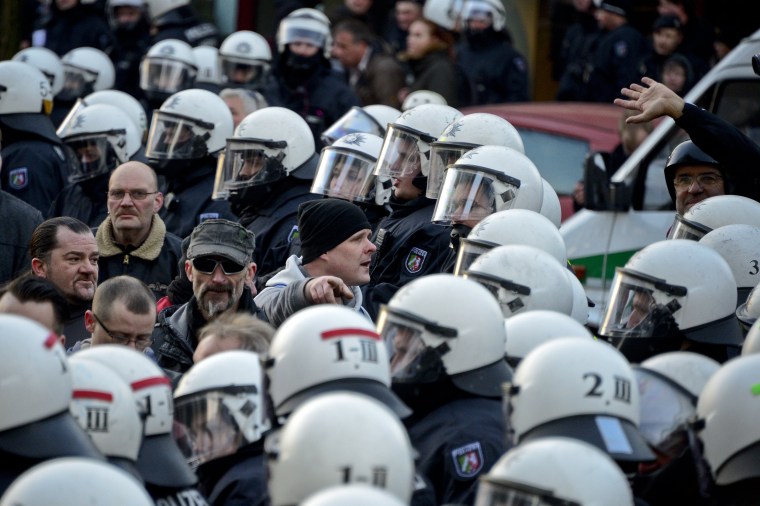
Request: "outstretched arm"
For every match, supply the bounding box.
[613,77,685,123]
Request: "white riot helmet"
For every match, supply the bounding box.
[68,357,144,466]
[265,305,409,418]
[505,337,654,462]
[741,319,760,356]
[737,283,760,330]
[504,310,593,367]
[427,113,524,199]
[266,392,415,505]
[567,269,590,325]
[454,209,567,276]
[192,45,222,85]
[695,354,760,485]
[174,350,271,470]
[81,89,149,143]
[0,61,53,115]
[463,245,574,318]
[474,438,635,506]
[59,47,115,102]
[77,345,198,489]
[146,88,233,166]
[301,484,407,506]
[214,107,315,199]
[0,458,154,506]
[143,0,189,21]
[433,146,543,228]
[219,30,272,88]
[321,104,401,146]
[599,239,743,358]
[311,133,389,204]
[668,194,760,240]
[401,89,447,111]
[699,224,760,306]
[635,352,719,459]
[57,103,139,183]
[0,315,101,461]
[276,8,333,59]
[378,274,511,396]
[107,0,147,30]
[139,38,197,103]
[462,0,507,32]
[540,178,562,228]
[423,0,463,31]
[12,47,65,96]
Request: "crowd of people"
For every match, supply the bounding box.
[1,0,760,505]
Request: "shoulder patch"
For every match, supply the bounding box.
[199,212,220,222]
[288,225,299,243]
[513,56,527,73]
[451,442,484,478]
[8,168,29,190]
[404,247,428,274]
[614,40,628,58]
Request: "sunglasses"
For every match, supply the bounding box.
[191,257,247,275]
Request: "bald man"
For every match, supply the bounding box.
[94,161,182,300]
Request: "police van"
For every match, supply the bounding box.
[562,28,760,326]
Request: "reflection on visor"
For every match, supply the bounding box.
[282,26,327,48]
[475,478,581,506]
[140,59,195,93]
[433,168,500,225]
[667,215,711,240]
[635,368,695,457]
[312,148,377,201]
[375,127,424,178]
[427,144,472,199]
[221,59,265,85]
[453,240,493,276]
[58,68,96,101]
[322,108,384,146]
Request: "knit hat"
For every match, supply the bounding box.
[298,198,372,264]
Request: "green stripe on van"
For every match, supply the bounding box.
[570,249,640,280]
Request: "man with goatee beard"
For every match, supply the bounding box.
[151,219,266,373]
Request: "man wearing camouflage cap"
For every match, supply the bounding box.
[152,219,266,373]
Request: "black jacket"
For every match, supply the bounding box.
[48,174,109,227]
[151,6,220,47]
[42,3,114,56]
[95,214,183,301]
[456,34,530,105]
[196,444,268,506]
[0,190,43,284]
[405,50,460,108]
[584,23,645,103]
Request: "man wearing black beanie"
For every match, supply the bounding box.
[254,198,376,327]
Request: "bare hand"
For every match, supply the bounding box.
[305,276,354,304]
[613,77,685,124]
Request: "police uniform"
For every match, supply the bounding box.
[158,161,237,240]
[0,190,43,284]
[146,485,210,506]
[151,5,220,47]
[584,23,645,103]
[196,444,269,506]
[407,397,506,505]
[363,196,451,320]
[555,13,600,101]
[456,35,530,105]
[42,3,114,57]
[48,177,109,227]
[1,115,69,215]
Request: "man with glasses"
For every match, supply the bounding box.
[152,219,265,373]
[95,161,182,300]
[71,275,156,353]
[664,140,726,216]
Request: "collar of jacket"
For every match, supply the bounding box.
[96,214,167,260]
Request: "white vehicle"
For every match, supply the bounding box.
[562,28,760,326]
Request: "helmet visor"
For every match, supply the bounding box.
[634,368,695,458]
[63,134,121,183]
[599,269,686,339]
[217,137,288,192]
[146,110,212,160]
[433,167,501,225]
[279,19,328,49]
[666,214,712,240]
[321,107,385,146]
[139,58,196,94]
[453,238,494,276]
[220,56,267,86]
[375,125,428,179]
[427,142,472,199]
[462,270,531,316]
[173,386,265,470]
[58,64,98,101]
[462,0,497,22]
[311,146,377,202]
[475,479,581,506]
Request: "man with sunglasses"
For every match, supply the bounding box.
[152,219,265,373]
[95,161,182,301]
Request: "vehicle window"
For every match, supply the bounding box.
[517,128,589,196]
[713,80,760,146]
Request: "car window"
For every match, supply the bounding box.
[517,128,589,196]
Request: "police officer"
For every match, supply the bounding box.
[40,0,114,58]
[379,274,512,505]
[214,107,320,284]
[363,104,462,320]
[262,8,360,149]
[455,0,530,105]
[143,0,220,47]
[0,61,68,216]
[146,88,237,239]
[218,30,273,92]
[108,0,152,99]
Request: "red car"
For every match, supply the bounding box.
[462,102,622,221]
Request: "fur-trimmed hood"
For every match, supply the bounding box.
[96,214,167,260]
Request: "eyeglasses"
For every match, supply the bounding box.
[107,189,159,201]
[92,313,154,351]
[191,257,247,275]
[673,173,723,189]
